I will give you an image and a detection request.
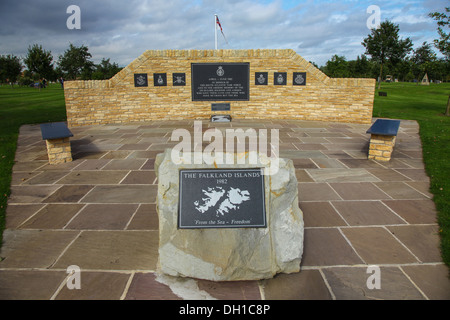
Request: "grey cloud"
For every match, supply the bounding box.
[0,0,444,67]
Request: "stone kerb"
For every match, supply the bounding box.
[155,149,304,281]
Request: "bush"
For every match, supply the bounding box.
[18,76,33,87]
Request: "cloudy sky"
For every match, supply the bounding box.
[0,0,447,67]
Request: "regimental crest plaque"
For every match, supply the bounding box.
[293,72,307,86]
[134,73,148,87]
[154,73,167,86]
[178,168,266,229]
[255,72,268,85]
[274,72,287,85]
[173,73,186,86]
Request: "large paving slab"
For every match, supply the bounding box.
[52,231,159,270]
[0,229,79,268]
[0,270,67,300]
[1,119,449,300]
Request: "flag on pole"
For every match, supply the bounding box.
[216,15,228,45]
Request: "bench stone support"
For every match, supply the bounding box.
[368,134,396,162]
[45,137,73,164]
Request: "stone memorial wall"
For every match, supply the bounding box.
[64,49,376,127]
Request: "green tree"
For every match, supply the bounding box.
[393,58,413,82]
[362,20,413,89]
[429,7,450,115]
[321,55,349,78]
[23,44,54,81]
[350,55,374,78]
[58,44,95,80]
[0,54,23,87]
[411,41,437,82]
[429,7,450,60]
[18,69,33,87]
[432,58,450,82]
[91,58,122,80]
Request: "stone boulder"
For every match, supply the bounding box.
[155,149,304,281]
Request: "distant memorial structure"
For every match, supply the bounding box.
[63,49,376,126]
[421,73,430,86]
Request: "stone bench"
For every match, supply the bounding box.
[366,119,400,162]
[40,122,73,164]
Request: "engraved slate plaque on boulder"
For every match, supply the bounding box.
[178,168,266,229]
[156,149,304,281]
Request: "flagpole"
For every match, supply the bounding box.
[214,14,218,50]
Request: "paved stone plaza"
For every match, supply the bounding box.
[1,119,449,299]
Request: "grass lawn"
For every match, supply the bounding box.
[0,81,449,267]
[374,82,450,266]
[0,83,67,244]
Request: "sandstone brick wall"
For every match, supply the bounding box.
[64,49,375,127]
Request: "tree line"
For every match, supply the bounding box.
[321,8,450,87]
[319,42,449,83]
[0,43,122,87]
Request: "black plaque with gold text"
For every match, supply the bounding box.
[191,63,250,101]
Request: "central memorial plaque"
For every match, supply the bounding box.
[178,168,266,229]
[191,63,250,101]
